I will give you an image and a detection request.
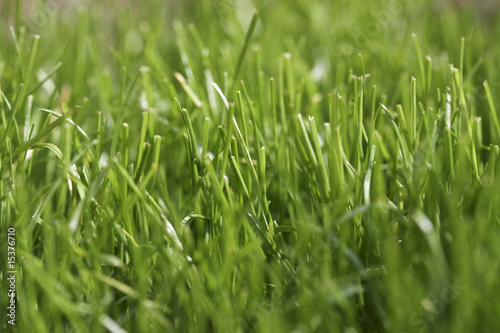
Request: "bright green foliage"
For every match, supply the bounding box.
[1,0,500,332]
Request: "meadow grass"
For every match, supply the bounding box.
[1,0,500,332]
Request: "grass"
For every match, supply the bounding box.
[1,0,500,332]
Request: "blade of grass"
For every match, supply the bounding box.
[231,10,259,92]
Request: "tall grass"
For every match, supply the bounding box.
[1,0,500,332]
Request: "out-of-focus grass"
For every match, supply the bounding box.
[1,0,500,332]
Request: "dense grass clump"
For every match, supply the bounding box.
[1,0,500,332]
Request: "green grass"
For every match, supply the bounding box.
[1,0,500,332]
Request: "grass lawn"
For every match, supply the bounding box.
[1,0,500,332]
